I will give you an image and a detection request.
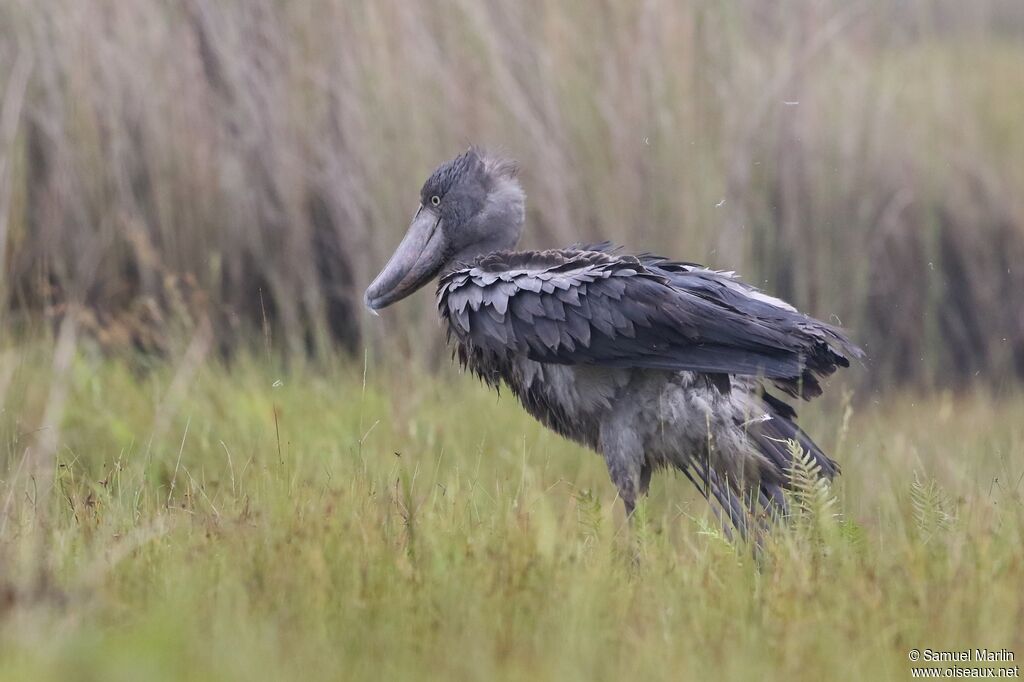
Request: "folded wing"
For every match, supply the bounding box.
[438,248,862,398]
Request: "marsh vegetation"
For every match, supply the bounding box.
[1,1,1023,680]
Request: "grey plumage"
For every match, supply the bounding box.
[366,148,862,533]
[440,246,858,399]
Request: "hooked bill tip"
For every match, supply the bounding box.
[364,289,384,316]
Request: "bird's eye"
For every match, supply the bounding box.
[430,195,441,206]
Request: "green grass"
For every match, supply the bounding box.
[1,344,1023,681]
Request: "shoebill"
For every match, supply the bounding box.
[364,148,861,534]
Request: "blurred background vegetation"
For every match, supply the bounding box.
[1,4,1024,678]
[0,0,1022,390]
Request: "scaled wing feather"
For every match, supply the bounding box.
[438,247,862,398]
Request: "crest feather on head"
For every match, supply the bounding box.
[471,146,519,182]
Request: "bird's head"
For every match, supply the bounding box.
[364,148,525,311]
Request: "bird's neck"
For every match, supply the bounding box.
[442,231,521,275]
[441,171,525,274]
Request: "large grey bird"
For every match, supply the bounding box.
[365,148,861,534]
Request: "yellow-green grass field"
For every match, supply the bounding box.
[0,338,1022,681]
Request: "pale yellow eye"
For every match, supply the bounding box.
[430,195,441,206]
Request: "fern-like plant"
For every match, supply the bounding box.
[910,472,955,542]
[786,439,840,527]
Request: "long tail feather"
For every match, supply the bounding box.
[678,391,837,542]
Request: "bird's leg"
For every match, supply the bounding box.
[623,497,636,517]
[623,464,654,518]
[638,462,653,498]
[599,421,645,519]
